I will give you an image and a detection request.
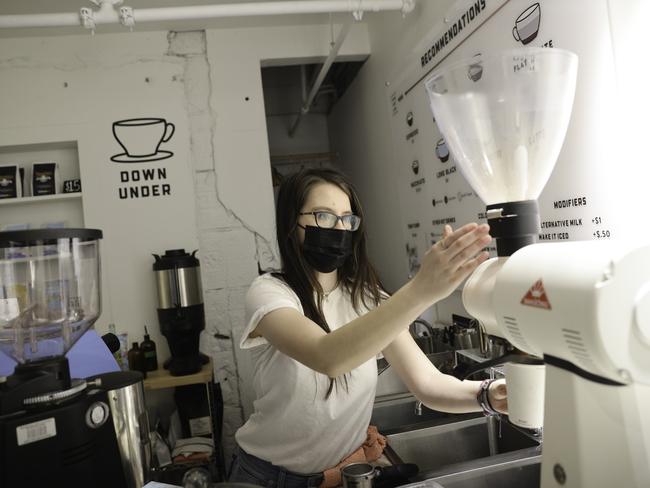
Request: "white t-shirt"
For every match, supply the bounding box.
[235,273,379,474]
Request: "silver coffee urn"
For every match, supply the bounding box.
[153,249,207,376]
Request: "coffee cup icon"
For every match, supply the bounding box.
[436,138,449,162]
[411,160,420,175]
[468,62,483,82]
[513,3,541,45]
[111,118,175,163]
[406,111,414,127]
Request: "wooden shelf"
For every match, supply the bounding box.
[143,359,213,390]
[0,192,82,207]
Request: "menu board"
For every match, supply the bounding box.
[387,0,645,277]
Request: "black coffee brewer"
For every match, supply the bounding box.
[153,249,207,376]
[0,229,151,488]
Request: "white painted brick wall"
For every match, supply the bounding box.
[169,30,260,463]
[199,228,258,287]
[195,172,243,231]
[167,28,302,464]
[167,31,206,56]
[203,288,230,333]
[183,59,210,114]
[213,350,241,406]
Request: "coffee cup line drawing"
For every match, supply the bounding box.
[468,62,483,82]
[111,117,175,163]
[513,3,541,45]
[468,52,483,82]
[436,138,449,162]
[406,111,414,127]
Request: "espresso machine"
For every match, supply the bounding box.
[426,48,650,486]
[153,249,207,376]
[0,228,151,488]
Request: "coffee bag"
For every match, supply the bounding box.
[31,162,60,196]
[0,165,22,199]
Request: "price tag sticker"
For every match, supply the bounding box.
[63,179,82,193]
[16,418,57,446]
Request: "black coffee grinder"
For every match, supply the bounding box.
[0,229,151,488]
[153,249,208,376]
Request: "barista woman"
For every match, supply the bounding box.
[229,168,506,487]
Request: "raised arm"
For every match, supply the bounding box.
[381,330,507,414]
[252,223,491,378]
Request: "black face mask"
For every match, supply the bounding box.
[301,225,353,273]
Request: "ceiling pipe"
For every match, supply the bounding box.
[288,21,351,138]
[0,0,416,30]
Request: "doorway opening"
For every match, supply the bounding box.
[261,61,364,196]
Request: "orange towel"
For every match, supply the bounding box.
[319,425,387,488]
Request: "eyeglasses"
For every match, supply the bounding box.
[299,211,361,231]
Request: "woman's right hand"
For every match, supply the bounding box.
[411,223,491,305]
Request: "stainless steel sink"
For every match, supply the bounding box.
[399,456,541,488]
[429,457,541,488]
[371,395,479,434]
[384,416,541,479]
[373,351,541,486]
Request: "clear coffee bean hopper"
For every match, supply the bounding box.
[0,228,102,411]
[426,48,577,256]
[426,48,577,208]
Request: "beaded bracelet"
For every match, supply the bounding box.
[477,379,500,417]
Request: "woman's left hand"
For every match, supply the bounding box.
[488,379,508,414]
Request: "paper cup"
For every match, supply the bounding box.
[504,362,545,429]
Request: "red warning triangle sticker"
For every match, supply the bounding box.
[521,279,552,310]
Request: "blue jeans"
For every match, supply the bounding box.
[228,446,325,488]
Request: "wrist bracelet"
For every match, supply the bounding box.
[477,379,500,417]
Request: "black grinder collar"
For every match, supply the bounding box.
[486,200,540,257]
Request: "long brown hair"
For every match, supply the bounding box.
[274,168,385,397]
